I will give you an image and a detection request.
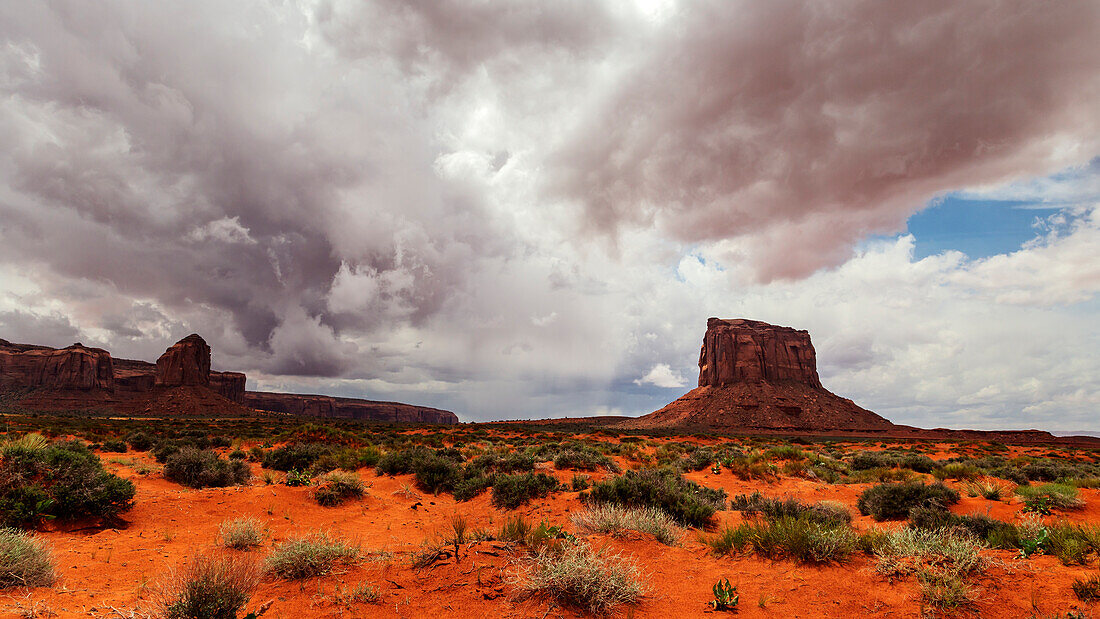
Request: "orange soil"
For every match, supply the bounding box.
[5,437,1099,618]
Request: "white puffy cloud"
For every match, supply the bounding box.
[0,1,1097,430]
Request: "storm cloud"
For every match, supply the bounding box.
[0,0,1098,428]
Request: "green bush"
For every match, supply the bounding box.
[0,527,55,588]
[413,454,462,494]
[219,517,263,550]
[586,468,726,527]
[261,443,332,472]
[730,492,850,526]
[125,432,154,451]
[0,436,135,527]
[164,449,251,489]
[312,471,365,507]
[1015,483,1084,510]
[856,482,959,521]
[554,449,620,473]
[453,474,494,501]
[102,439,128,453]
[706,515,857,564]
[491,473,561,510]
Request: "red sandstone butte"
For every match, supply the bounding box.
[0,339,114,391]
[621,318,895,431]
[155,334,211,387]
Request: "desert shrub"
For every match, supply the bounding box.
[499,514,533,544]
[571,474,590,491]
[491,473,561,510]
[918,568,975,610]
[730,492,850,526]
[0,436,135,527]
[453,474,494,501]
[164,448,251,489]
[261,443,332,472]
[102,439,128,453]
[572,504,680,545]
[376,446,437,476]
[312,471,365,507]
[228,449,247,460]
[907,507,1015,541]
[1073,574,1100,602]
[706,515,857,564]
[874,527,984,577]
[125,432,154,451]
[219,516,263,550]
[515,540,644,613]
[964,479,1005,501]
[1015,483,1084,510]
[933,463,981,481]
[265,532,360,579]
[0,528,55,587]
[161,553,261,619]
[898,453,937,474]
[1044,524,1100,565]
[586,468,726,528]
[413,454,462,494]
[678,448,716,472]
[554,449,619,473]
[857,482,959,521]
[849,451,893,470]
[764,445,805,461]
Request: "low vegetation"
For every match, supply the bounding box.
[312,471,366,506]
[163,448,251,489]
[856,481,959,521]
[0,434,135,527]
[219,516,264,550]
[586,467,726,527]
[265,532,360,579]
[0,527,55,588]
[491,472,561,509]
[572,504,680,545]
[161,553,261,619]
[514,539,644,613]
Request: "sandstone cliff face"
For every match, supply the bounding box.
[621,318,894,431]
[0,340,114,390]
[243,391,459,424]
[209,372,246,404]
[699,318,821,388]
[155,334,211,387]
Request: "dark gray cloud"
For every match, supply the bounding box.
[551,0,1100,280]
[0,1,1097,428]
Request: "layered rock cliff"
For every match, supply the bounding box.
[244,391,459,424]
[698,318,821,388]
[0,340,114,390]
[620,318,894,431]
[156,334,211,386]
[1,334,458,423]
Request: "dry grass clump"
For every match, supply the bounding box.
[514,540,644,613]
[159,552,262,619]
[0,528,55,588]
[873,528,985,611]
[219,516,264,550]
[265,532,360,579]
[311,471,365,507]
[572,504,680,546]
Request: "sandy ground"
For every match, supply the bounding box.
[3,438,1098,618]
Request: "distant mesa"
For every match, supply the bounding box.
[0,334,457,424]
[620,318,895,432]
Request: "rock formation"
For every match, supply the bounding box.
[620,318,895,432]
[244,392,459,424]
[155,334,211,387]
[0,340,114,390]
[1,334,458,423]
[209,372,246,403]
[698,318,821,388]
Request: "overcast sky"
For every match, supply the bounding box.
[1,1,1098,430]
